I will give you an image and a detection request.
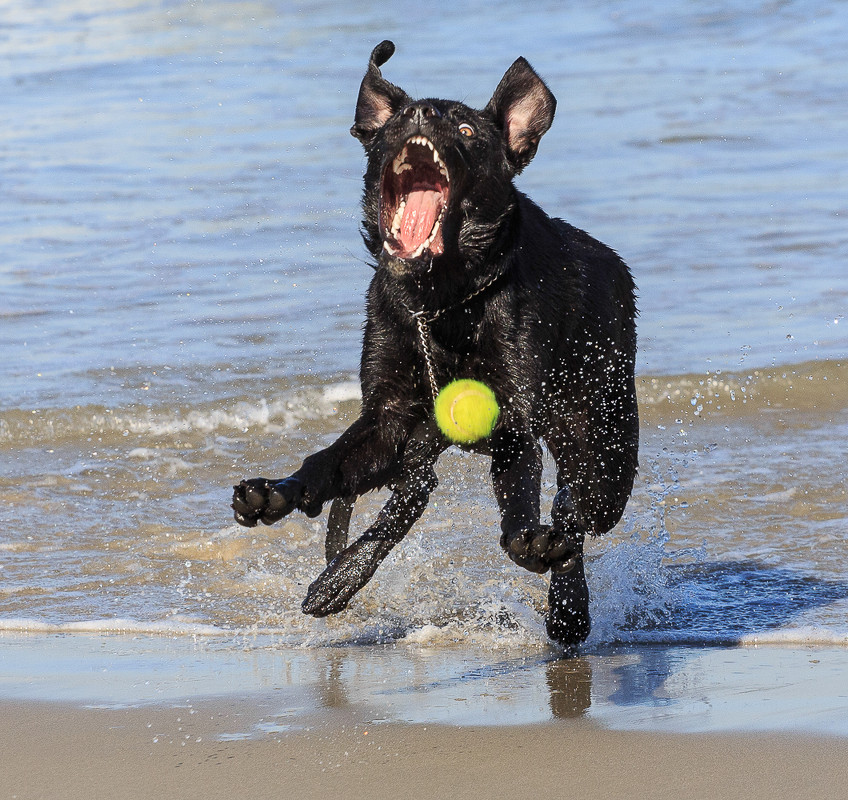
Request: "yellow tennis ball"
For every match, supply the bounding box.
[434,379,499,444]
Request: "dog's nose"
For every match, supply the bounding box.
[402,102,442,126]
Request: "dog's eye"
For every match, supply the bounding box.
[458,123,474,137]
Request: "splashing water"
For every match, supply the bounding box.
[587,457,703,646]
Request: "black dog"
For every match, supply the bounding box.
[232,41,638,646]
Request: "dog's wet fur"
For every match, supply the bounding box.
[232,41,638,647]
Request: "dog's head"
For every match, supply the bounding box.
[351,41,555,271]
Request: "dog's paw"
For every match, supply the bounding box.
[301,567,357,617]
[500,525,578,574]
[301,538,388,617]
[231,477,303,527]
[499,487,587,573]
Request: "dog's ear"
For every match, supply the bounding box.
[350,41,412,143]
[485,58,556,172]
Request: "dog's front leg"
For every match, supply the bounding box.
[301,421,445,616]
[301,459,439,617]
[491,428,581,575]
[231,409,412,528]
[492,429,589,646]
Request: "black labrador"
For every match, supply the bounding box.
[232,41,639,646]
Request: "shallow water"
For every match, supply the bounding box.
[4,633,848,736]
[1,1,847,666]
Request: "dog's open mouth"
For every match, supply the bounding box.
[379,136,449,260]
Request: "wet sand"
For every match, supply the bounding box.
[6,698,848,800]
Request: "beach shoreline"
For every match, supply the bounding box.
[3,633,848,798]
[6,697,848,800]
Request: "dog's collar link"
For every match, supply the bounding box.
[402,268,505,403]
[411,312,441,402]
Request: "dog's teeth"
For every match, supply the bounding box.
[391,199,406,237]
[383,240,396,255]
[392,146,410,174]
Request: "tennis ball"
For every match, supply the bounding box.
[434,379,499,444]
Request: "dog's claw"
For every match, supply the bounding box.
[231,490,253,516]
[301,579,353,617]
[547,537,573,563]
[506,530,528,556]
[233,510,258,528]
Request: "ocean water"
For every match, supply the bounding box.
[1,0,847,669]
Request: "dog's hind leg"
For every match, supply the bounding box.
[490,427,590,646]
[302,423,445,618]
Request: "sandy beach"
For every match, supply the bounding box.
[6,697,848,800]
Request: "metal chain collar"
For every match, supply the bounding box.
[403,268,505,404]
[411,311,440,402]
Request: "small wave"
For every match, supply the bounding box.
[2,360,842,448]
[0,617,277,638]
[0,618,229,636]
[739,628,848,646]
[638,358,847,422]
[0,379,362,448]
[586,538,848,648]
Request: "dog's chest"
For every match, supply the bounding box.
[422,309,501,378]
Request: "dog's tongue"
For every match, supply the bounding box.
[399,188,440,252]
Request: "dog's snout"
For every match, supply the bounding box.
[402,102,442,125]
